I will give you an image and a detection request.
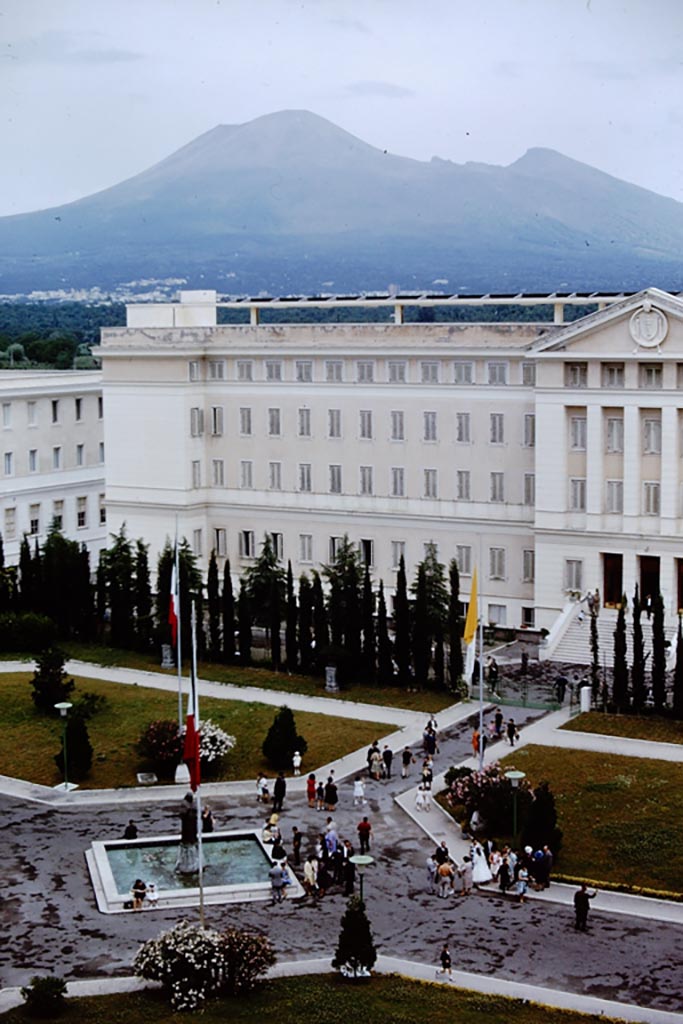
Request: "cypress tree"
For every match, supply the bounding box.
[76,545,94,641]
[433,624,445,690]
[207,550,221,659]
[448,558,463,689]
[0,533,9,614]
[360,565,376,679]
[285,561,298,672]
[332,896,377,977]
[311,571,329,672]
[589,607,600,708]
[156,539,203,656]
[298,573,313,673]
[244,534,285,631]
[107,525,135,649]
[262,705,307,770]
[328,577,344,648]
[631,584,646,712]
[55,715,93,781]
[613,597,629,711]
[651,593,666,711]
[18,536,33,611]
[269,575,282,669]
[134,540,153,651]
[673,615,683,720]
[95,549,107,641]
[238,581,252,666]
[376,580,394,685]
[32,539,44,615]
[412,563,431,688]
[394,555,412,688]
[221,560,236,663]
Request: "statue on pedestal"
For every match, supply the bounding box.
[175,792,199,874]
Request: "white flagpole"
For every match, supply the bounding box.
[478,604,485,770]
[175,528,183,729]
[191,600,205,928]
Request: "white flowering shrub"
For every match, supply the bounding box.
[133,920,275,1012]
[199,719,236,764]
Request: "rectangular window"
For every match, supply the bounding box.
[606,479,624,513]
[98,441,104,463]
[569,477,586,511]
[269,461,282,490]
[299,463,312,492]
[456,470,471,501]
[51,400,59,424]
[212,459,225,486]
[29,503,40,536]
[27,401,37,426]
[487,361,508,385]
[188,360,201,381]
[360,410,373,439]
[360,465,374,495]
[456,412,471,443]
[237,360,253,382]
[76,443,84,466]
[643,418,662,454]
[300,534,313,563]
[602,362,625,388]
[490,413,504,444]
[271,532,284,560]
[98,494,106,526]
[208,359,225,380]
[98,396,103,419]
[210,406,224,436]
[239,407,252,435]
[421,361,439,383]
[643,481,661,515]
[639,364,662,389]
[424,468,438,498]
[328,409,341,438]
[522,606,535,628]
[191,460,201,488]
[298,408,311,437]
[52,500,64,531]
[326,360,343,382]
[214,528,227,557]
[266,360,282,381]
[74,397,82,421]
[523,414,535,447]
[329,464,342,493]
[456,545,472,575]
[268,408,281,436]
[357,360,374,383]
[566,559,583,591]
[4,506,16,539]
[523,472,536,506]
[2,403,11,428]
[3,451,12,475]
[391,540,406,569]
[240,460,253,489]
[391,467,405,497]
[390,410,405,441]
[490,472,505,502]
[523,549,535,583]
[77,496,87,528]
[522,362,536,386]
[489,547,506,580]
[360,538,374,566]
[454,361,474,385]
[296,360,313,382]
[605,417,624,453]
[488,604,507,626]
[423,411,437,441]
[192,529,203,557]
[329,536,343,560]
[570,415,587,450]
[28,449,38,472]
[389,361,406,383]
[239,529,255,558]
[190,407,204,436]
[565,362,588,388]
[52,446,61,470]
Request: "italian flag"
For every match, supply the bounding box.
[168,562,179,646]
[183,688,201,792]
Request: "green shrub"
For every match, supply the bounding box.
[30,647,74,714]
[54,715,93,781]
[332,896,377,978]
[20,975,67,1018]
[262,705,308,770]
[0,613,57,653]
[137,719,183,778]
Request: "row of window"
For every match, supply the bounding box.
[567,478,662,515]
[191,406,536,446]
[3,494,106,540]
[3,442,103,476]
[568,414,662,454]
[191,459,537,503]
[565,362,683,390]
[189,358,535,387]
[1,396,103,428]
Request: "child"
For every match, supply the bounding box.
[146,883,158,908]
[316,779,325,811]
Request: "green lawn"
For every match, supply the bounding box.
[0,674,388,789]
[499,745,683,895]
[562,711,683,745]
[0,975,633,1024]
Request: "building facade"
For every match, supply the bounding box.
[97,287,683,640]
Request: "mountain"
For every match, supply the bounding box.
[1,109,682,297]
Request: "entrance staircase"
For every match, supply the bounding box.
[544,605,677,668]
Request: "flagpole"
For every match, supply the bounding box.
[478,596,485,771]
[175,529,183,729]
[191,600,205,929]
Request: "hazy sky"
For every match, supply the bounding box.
[1,0,682,217]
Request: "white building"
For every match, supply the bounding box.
[96,286,683,656]
[0,370,107,563]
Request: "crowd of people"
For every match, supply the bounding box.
[426,837,554,903]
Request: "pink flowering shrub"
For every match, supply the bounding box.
[447,761,533,836]
[137,719,183,778]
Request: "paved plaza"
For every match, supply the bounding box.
[1,660,682,1022]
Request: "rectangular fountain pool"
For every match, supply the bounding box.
[86,829,304,914]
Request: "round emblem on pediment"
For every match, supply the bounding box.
[629,304,668,348]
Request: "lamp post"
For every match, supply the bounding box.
[349,854,374,903]
[504,769,526,848]
[54,702,73,791]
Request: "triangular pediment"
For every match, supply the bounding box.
[531,288,683,357]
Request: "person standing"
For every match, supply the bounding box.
[269,863,287,904]
[574,883,597,930]
[292,750,302,776]
[201,806,215,833]
[382,745,394,779]
[437,943,452,979]
[401,746,414,778]
[357,815,372,853]
[324,776,338,811]
[291,826,302,866]
[273,772,287,813]
[437,859,455,898]
[306,773,317,809]
[353,776,366,807]
[494,707,504,738]
[506,718,517,746]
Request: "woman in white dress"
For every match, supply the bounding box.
[415,784,432,812]
[470,841,493,885]
[488,849,502,881]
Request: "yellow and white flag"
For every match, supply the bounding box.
[463,568,478,688]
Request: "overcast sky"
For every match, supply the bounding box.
[1,0,682,217]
